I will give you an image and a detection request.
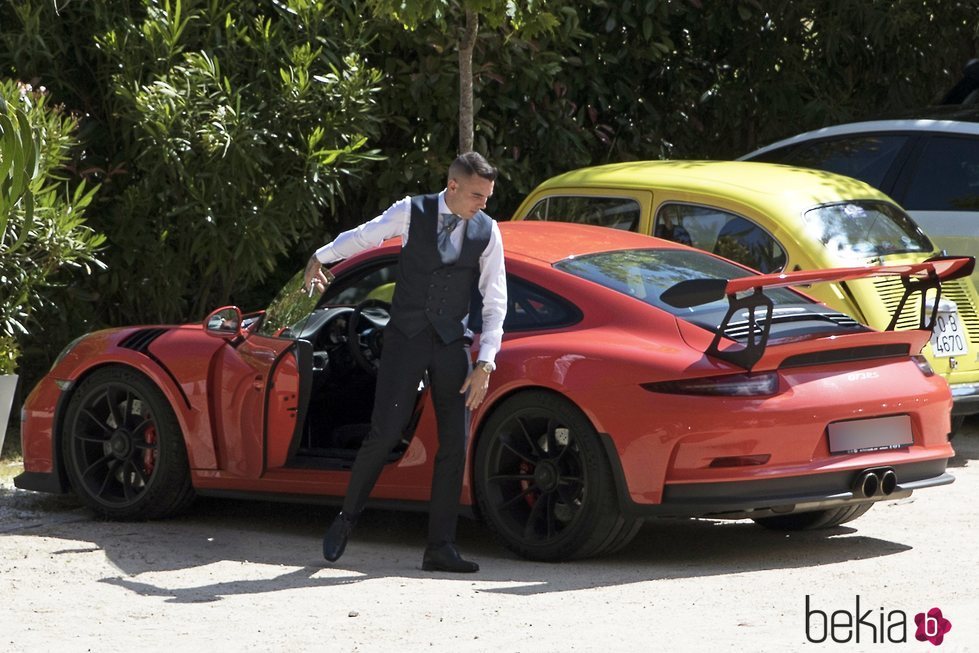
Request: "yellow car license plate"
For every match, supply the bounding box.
[930,307,968,358]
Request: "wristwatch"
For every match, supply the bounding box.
[476,360,496,373]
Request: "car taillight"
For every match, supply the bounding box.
[912,355,935,377]
[642,371,779,396]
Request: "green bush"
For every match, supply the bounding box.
[4,0,384,324]
[347,1,978,219]
[2,0,976,346]
[0,81,104,375]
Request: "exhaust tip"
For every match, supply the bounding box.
[879,469,897,496]
[853,471,879,498]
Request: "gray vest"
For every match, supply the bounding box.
[388,193,493,343]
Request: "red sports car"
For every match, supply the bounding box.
[14,223,972,561]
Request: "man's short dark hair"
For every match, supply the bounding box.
[449,151,497,182]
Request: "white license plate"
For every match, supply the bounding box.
[827,415,913,454]
[930,308,969,358]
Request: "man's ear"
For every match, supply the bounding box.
[447,178,457,192]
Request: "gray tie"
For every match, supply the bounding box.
[438,213,461,263]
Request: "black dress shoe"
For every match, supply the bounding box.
[322,511,357,562]
[422,543,479,573]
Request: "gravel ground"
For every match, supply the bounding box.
[1,418,977,652]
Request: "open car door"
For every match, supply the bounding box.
[203,272,316,477]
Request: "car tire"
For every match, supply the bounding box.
[751,503,873,531]
[474,390,637,561]
[62,366,195,520]
[950,415,965,439]
[601,518,644,555]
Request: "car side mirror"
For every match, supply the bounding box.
[204,306,244,340]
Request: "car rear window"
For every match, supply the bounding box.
[802,201,932,259]
[553,248,803,317]
[554,249,865,340]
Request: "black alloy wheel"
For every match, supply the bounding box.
[62,366,194,520]
[474,390,640,561]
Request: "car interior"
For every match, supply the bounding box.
[262,260,416,467]
[272,258,582,468]
[286,299,418,467]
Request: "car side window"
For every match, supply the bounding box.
[324,262,399,305]
[655,204,787,273]
[901,136,979,211]
[777,135,909,188]
[256,260,399,338]
[468,275,580,333]
[525,195,640,231]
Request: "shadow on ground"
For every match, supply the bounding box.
[1,489,915,601]
[4,416,974,602]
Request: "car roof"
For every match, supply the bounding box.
[526,159,893,216]
[742,110,979,158]
[498,221,684,265]
[894,105,979,123]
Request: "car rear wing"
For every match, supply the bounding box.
[660,255,975,370]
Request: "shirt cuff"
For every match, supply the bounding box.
[314,245,337,264]
[476,343,499,365]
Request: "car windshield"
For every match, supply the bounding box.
[553,248,804,317]
[255,269,319,338]
[802,201,933,259]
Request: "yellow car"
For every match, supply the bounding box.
[512,160,979,431]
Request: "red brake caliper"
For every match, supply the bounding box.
[142,415,157,476]
[519,460,536,507]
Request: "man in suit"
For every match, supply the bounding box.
[304,152,507,573]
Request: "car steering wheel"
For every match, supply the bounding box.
[347,298,391,375]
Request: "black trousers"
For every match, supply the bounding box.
[341,323,471,545]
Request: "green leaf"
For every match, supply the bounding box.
[8,191,34,253]
[0,112,15,183]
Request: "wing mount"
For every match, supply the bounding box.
[660,256,975,370]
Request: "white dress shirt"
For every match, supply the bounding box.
[314,191,507,364]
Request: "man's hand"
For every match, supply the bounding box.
[460,366,491,410]
[304,255,331,296]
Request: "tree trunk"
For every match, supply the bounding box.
[458,8,478,154]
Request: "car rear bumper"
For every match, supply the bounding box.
[951,382,979,416]
[598,432,952,519]
[650,459,951,519]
